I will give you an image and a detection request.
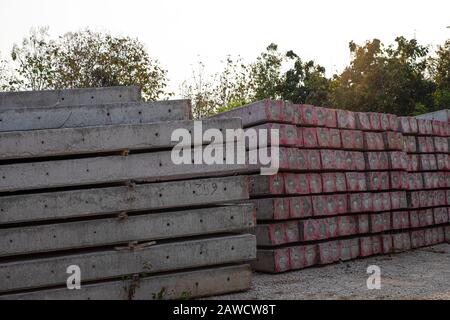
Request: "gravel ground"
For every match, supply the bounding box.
[214,243,450,300]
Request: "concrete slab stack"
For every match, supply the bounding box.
[399,116,450,248]
[212,101,450,273]
[415,109,450,123]
[0,87,256,299]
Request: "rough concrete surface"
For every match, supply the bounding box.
[213,243,450,300]
[0,86,141,109]
[1,234,256,292]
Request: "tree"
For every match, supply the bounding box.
[7,27,170,100]
[51,30,170,100]
[181,56,254,118]
[214,57,254,111]
[10,27,57,91]
[248,43,331,105]
[0,53,8,90]
[249,43,284,101]
[180,61,220,119]
[277,50,331,106]
[330,37,435,115]
[0,51,18,91]
[429,40,450,110]
[181,43,331,117]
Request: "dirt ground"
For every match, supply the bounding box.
[214,243,450,300]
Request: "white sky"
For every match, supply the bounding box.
[0,0,449,96]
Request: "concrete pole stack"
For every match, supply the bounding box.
[212,100,450,273]
[415,109,450,122]
[399,117,450,249]
[0,86,256,300]
[413,110,450,244]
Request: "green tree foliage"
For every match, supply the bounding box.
[2,28,449,116]
[0,51,18,91]
[180,57,253,118]
[0,53,8,90]
[277,50,331,106]
[430,40,450,110]
[249,44,331,105]
[249,43,283,101]
[6,27,170,100]
[180,61,218,119]
[330,37,435,116]
[182,43,330,118]
[10,27,57,91]
[183,38,449,118]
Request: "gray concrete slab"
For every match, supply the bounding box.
[0,86,141,109]
[249,175,285,197]
[0,148,248,192]
[0,176,249,224]
[251,249,283,274]
[0,100,192,132]
[210,100,298,127]
[251,198,289,221]
[0,264,252,300]
[0,234,256,292]
[416,110,450,122]
[0,204,255,257]
[0,118,241,160]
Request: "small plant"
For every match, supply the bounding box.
[180,291,192,300]
[143,261,153,271]
[152,287,167,300]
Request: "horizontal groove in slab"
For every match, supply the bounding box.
[0,118,242,161]
[0,234,256,293]
[0,86,141,110]
[0,204,256,257]
[0,264,252,300]
[0,100,192,132]
[0,148,248,193]
[0,176,249,225]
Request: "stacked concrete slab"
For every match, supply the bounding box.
[399,116,450,251]
[415,109,450,122]
[0,86,256,299]
[212,101,450,273]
